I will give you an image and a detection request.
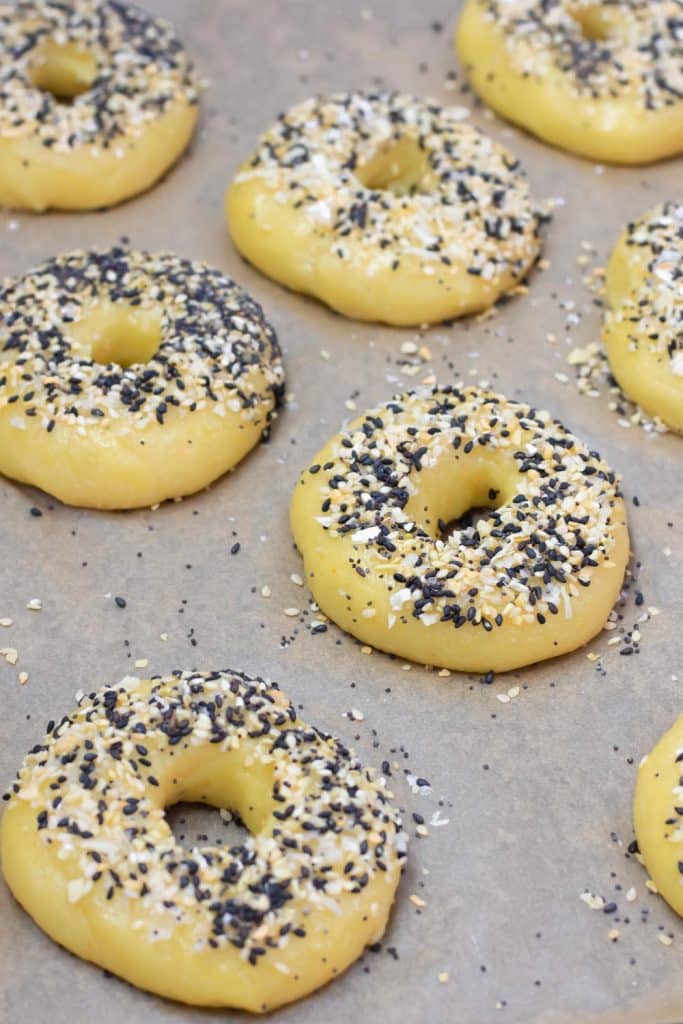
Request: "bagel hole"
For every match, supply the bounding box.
[29,41,98,104]
[438,488,506,540]
[356,135,432,196]
[70,302,163,369]
[568,4,611,41]
[161,751,276,845]
[406,458,517,539]
[166,801,250,848]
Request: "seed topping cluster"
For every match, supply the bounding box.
[0,246,284,434]
[480,0,683,110]
[620,201,683,374]
[0,0,199,151]
[235,90,544,281]
[305,385,624,631]
[4,669,405,956]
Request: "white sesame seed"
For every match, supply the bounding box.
[580,892,604,911]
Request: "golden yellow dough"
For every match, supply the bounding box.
[634,715,683,918]
[0,670,405,1012]
[603,202,683,433]
[456,0,683,165]
[291,385,629,674]
[227,91,543,326]
[0,247,284,509]
[0,1,200,211]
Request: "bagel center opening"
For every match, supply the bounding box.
[439,489,506,540]
[166,801,251,848]
[356,135,432,196]
[29,40,98,103]
[69,302,163,369]
[160,746,276,849]
[567,4,612,41]
[405,456,520,539]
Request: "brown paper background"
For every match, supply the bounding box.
[1,1,682,1021]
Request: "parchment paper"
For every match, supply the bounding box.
[1,2,682,1022]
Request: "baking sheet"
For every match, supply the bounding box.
[1,1,682,1022]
